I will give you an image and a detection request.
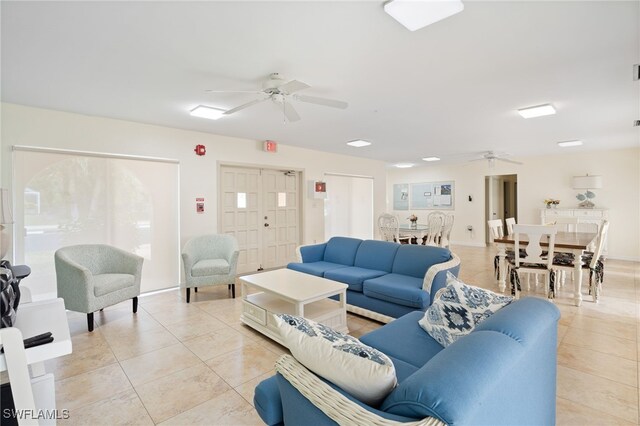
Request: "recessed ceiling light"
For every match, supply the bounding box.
[422,157,441,162]
[517,104,556,119]
[557,140,583,147]
[395,163,415,168]
[384,0,464,32]
[190,105,225,120]
[346,140,372,147]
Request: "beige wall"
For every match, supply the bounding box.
[0,103,387,261]
[387,148,640,261]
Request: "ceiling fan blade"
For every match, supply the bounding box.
[293,94,348,109]
[223,97,267,115]
[283,101,301,122]
[278,80,310,94]
[496,158,523,165]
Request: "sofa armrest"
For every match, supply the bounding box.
[54,252,93,312]
[422,253,461,300]
[295,243,327,263]
[274,355,445,426]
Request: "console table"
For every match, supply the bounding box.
[1,298,72,425]
[540,208,609,252]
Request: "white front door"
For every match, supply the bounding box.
[220,166,300,273]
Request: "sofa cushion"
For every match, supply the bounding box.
[323,237,363,266]
[360,311,443,368]
[392,244,452,278]
[93,273,135,297]
[363,274,430,309]
[275,313,397,406]
[191,258,230,277]
[287,261,347,277]
[324,267,388,292]
[353,240,399,272]
[419,273,514,347]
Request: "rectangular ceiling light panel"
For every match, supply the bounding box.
[557,140,583,147]
[190,105,225,120]
[517,104,556,119]
[384,0,464,32]
[347,140,372,147]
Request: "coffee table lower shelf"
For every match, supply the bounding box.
[241,292,348,345]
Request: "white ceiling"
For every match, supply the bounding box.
[2,1,639,166]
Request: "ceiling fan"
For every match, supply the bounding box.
[469,151,523,167]
[206,73,348,123]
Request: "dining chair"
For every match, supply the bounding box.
[487,219,508,280]
[508,225,557,299]
[439,214,455,248]
[422,212,444,246]
[550,217,579,232]
[377,214,410,244]
[505,217,516,236]
[552,220,609,302]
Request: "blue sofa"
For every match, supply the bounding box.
[287,237,461,322]
[254,297,560,425]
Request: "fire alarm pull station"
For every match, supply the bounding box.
[196,198,205,213]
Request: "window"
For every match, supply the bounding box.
[13,148,180,299]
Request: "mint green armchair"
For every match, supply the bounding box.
[181,234,239,303]
[54,244,143,331]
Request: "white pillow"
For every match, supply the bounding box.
[275,314,397,406]
[419,272,514,347]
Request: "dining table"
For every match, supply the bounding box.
[494,231,597,306]
[398,224,429,244]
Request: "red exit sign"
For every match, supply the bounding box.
[264,140,278,153]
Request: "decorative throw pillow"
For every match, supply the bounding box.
[274,313,397,406]
[419,272,514,347]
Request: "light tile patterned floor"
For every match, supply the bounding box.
[47,245,639,425]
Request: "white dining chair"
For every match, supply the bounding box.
[377,213,409,244]
[552,220,609,302]
[551,216,579,232]
[505,217,516,236]
[423,212,444,246]
[439,214,455,248]
[508,224,557,299]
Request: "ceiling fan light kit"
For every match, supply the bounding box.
[190,105,225,120]
[517,103,556,119]
[384,0,464,31]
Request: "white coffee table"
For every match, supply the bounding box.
[239,268,348,344]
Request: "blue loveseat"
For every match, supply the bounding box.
[254,297,560,425]
[287,237,461,322]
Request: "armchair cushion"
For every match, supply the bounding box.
[192,259,230,277]
[93,273,135,297]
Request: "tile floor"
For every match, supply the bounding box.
[44,245,639,425]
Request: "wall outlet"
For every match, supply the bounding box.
[466,225,473,231]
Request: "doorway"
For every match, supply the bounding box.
[485,174,518,243]
[323,173,374,240]
[219,165,301,273]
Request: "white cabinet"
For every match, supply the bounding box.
[540,208,609,252]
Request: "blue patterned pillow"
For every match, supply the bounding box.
[275,314,397,406]
[419,272,514,347]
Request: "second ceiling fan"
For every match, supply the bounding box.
[206,73,348,123]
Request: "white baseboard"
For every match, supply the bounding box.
[606,255,640,262]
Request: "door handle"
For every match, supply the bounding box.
[264,223,269,227]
